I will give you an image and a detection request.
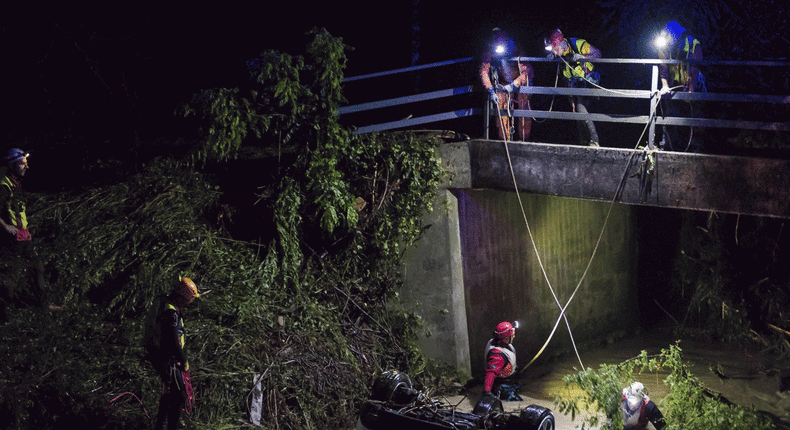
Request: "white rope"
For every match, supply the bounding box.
[493,98,585,370]
[491,74,666,373]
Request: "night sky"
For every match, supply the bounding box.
[2,1,787,152]
[0,2,626,140]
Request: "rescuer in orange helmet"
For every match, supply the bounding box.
[151,276,200,430]
[480,28,534,142]
[482,320,522,400]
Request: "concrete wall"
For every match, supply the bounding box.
[401,188,471,375]
[400,142,638,378]
[456,190,638,377]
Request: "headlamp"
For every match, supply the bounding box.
[495,44,506,55]
[544,38,552,51]
[654,31,671,49]
[513,321,520,329]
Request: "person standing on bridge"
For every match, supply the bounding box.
[479,28,534,142]
[655,20,704,152]
[546,28,601,147]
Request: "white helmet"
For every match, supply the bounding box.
[622,382,646,412]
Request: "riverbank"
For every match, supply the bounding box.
[448,327,790,429]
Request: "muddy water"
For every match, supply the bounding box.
[447,328,790,429]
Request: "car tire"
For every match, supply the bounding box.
[518,404,555,430]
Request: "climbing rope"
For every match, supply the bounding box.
[491,74,667,373]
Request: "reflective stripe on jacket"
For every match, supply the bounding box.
[562,38,596,79]
[0,172,27,230]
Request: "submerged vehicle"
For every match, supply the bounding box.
[357,370,555,430]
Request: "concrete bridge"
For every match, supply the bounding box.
[400,139,790,377]
[342,56,790,378]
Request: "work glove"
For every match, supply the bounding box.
[502,82,517,93]
[546,52,556,60]
[487,87,499,104]
[571,53,586,62]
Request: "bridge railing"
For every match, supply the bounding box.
[339,57,790,149]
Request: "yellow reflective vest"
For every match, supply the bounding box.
[0,170,27,230]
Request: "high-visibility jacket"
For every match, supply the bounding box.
[660,34,702,87]
[562,38,597,80]
[156,302,188,366]
[0,170,27,231]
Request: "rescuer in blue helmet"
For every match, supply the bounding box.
[654,20,704,152]
[0,148,47,315]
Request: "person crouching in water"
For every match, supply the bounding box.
[621,381,666,430]
[483,321,522,400]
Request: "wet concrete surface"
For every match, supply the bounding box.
[446,328,790,429]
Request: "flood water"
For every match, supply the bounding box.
[447,327,790,429]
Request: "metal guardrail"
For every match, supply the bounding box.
[340,57,790,146]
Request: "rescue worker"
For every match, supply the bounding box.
[0,148,46,314]
[480,28,534,142]
[546,29,601,147]
[620,381,666,429]
[655,20,704,152]
[483,321,521,400]
[151,277,200,430]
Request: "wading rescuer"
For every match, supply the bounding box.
[546,28,602,147]
[148,277,200,430]
[482,321,522,400]
[619,381,666,430]
[480,28,534,142]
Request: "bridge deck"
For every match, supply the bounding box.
[443,139,790,219]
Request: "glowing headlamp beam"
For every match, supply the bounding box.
[654,33,670,49]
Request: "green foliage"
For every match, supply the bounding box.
[554,343,775,430]
[0,29,450,429]
[670,212,790,347]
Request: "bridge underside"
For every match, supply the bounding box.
[445,139,790,220]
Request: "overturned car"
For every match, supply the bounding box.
[357,370,555,430]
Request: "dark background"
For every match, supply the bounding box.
[2,0,789,188]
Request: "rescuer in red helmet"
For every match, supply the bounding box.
[479,28,534,141]
[482,321,522,400]
[545,28,602,147]
[150,277,200,430]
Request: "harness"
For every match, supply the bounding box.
[622,396,649,429]
[562,38,598,84]
[485,340,517,378]
[165,303,186,349]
